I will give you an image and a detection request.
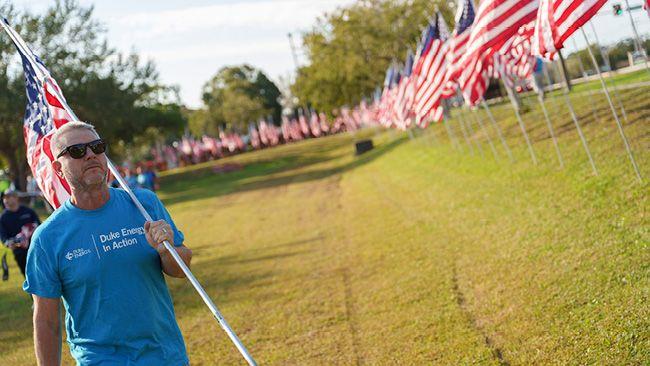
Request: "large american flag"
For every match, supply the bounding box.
[441,0,476,98]
[532,0,606,59]
[458,0,539,105]
[2,18,73,208]
[413,12,450,127]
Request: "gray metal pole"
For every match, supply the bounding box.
[623,0,644,56]
[460,108,484,157]
[619,1,650,77]
[472,109,499,161]
[427,124,440,146]
[456,114,475,155]
[570,38,601,123]
[562,91,598,175]
[585,24,634,128]
[537,94,564,168]
[481,100,514,162]
[580,28,642,182]
[588,21,611,71]
[443,116,462,152]
[504,84,537,164]
[543,58,597,173]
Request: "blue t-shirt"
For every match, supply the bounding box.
[23,188,189,366]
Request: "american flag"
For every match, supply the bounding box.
[318,112,330,134]
[497,22,537,81]
[298,109,310,137]
[280,115,292,142]
[384,68,402,127]
[413,12,450,127]
[249,122,261,149]
[532,0,606,59]
[441,0,476,98]
[309,109,322,137]
[393,50,415,129]
[1,18,73,208]
[377,66,396,126]
[458,0,539,105]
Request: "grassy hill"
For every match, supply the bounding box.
[0,80,647,365]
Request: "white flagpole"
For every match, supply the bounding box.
[442,116,462,152]
[580,28,642,182]
[537,93,564,168]
[1,20,258,366]
[471,109,499,161]
[455,113,475,155]
[585,21,635,138]
[504,82,537,164]
[481,100,514,162]
[426,124,440,146]
[460,108,484,157]
[543,58,598,174]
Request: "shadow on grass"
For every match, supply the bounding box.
[169,235,323,314]
[160,136,408,207]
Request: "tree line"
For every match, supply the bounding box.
[0,0,185,189]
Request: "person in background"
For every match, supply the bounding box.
[137,164,159,192]
[0,188,40,277]
[126,168,140,190]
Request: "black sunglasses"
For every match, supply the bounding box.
[56,139,107,159]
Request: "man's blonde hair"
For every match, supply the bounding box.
[51,122,99,157]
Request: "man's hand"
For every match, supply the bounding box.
[143,220,192,278]
[144,220,174,253]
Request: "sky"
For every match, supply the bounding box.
[8,0,650,108]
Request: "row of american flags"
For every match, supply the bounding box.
[0,0,646,207]
[347,0,616,131]
[148,110,362,168]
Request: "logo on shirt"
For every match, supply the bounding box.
[65,248,92,261]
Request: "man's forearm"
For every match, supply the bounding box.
[159,245,192,278]
[34,315,61,366]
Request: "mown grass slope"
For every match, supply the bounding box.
[0,78,647,365]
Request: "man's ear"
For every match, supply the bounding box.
[52,160,64,178]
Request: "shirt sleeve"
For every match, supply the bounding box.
[23,239,62,298]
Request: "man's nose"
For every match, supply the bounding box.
[83,144,101,159]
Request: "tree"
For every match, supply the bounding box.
[291,0,451,115]
[0,0,185,189]
[198,64,282,133]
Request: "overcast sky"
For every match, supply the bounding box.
[9,0,650,108]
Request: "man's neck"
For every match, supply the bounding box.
[70,185,110,210]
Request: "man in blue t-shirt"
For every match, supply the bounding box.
[23,122,192,366]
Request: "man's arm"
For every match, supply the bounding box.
[32,295,61,366]
[144,220,192,278]
[158,245,193,278]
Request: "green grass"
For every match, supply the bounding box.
[0,77,648,365]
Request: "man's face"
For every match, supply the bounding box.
[2,194,18,211]
[53,129,108,190]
